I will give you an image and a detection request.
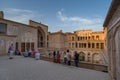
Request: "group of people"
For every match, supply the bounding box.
[53,50,61,63]
[63,50,72,65]
[23,49,40,60]
[8,43,40,60]
[52,50,80,67]
[8,44,80,67]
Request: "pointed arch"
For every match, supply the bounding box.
[38,27,46,48]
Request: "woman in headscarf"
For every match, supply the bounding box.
[8,43,14,59]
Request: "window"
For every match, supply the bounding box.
[78,37,79,41]
[72,37,74,41]
[79,43,81,48]
[101,43,104,49]
[41,36,43,41]
[0,23,7,34]
[31,42,34,50]
[96,35,99,40]
[92,43,95,48]
[72,43,74,48]
[82,43,84,48]
[81,37,83,40]
[47,35,49,40]
[96,43,99,49]
[76,43,78,48]
[26,43,30,51]
[88,36,90,40]
[88,43,91,48]
[47,42,48,48]
[83,43,86,48]
[40,42,43,47]
[21,43,25,52]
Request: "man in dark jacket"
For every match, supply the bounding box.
[74,51,79,67]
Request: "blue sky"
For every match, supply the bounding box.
[0,0,111,32]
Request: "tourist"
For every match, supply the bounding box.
[31,49,35,58]
[8,43,14,59]
[15,49,21,55]
[23,50,28,57]
[55,50,58,63]
[28,49,32,57]
[66,50,72,66]
[57,51,61,63]
[63,52,67,64]
[35,50,40,60]
[48,52,51,58]
[74,51,79,67]
[53,51,56,62]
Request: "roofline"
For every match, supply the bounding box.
[103,0,120,27]
[0,18,37,29]
[49,32,65,35]
[29,20,48,27]
[92,31,104,34]
[74,29,92,32]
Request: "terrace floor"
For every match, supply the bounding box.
[0,56,110,80]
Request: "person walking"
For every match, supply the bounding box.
[8,43,14,59]
[74,51,79,67]
[66,50,72,66]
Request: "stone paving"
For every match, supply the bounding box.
[0,56,110,80]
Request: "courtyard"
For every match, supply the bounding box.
[0,56,110,80]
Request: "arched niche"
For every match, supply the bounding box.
[37,27,46,48]
[79,51,85,61]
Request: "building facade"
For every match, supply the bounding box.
[103,0,120,80]
[48,29,106,64]
[0,11,48,55]
[48,30,67,51]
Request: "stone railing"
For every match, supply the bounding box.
[40,55,108,72]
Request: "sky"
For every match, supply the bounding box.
[0,0,112,32]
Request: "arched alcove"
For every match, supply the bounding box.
[38,27,46,48]
[79,51,85,61]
